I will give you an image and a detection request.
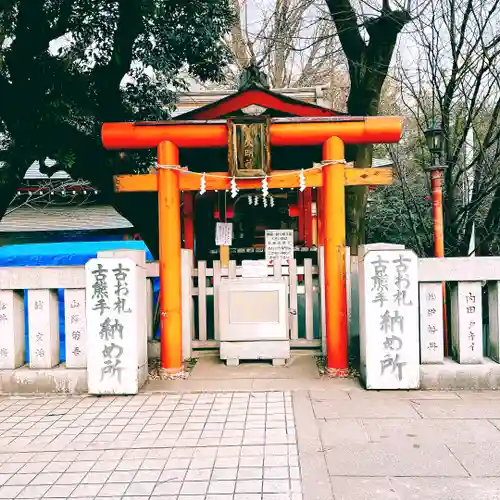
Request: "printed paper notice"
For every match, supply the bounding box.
[215,222,233,246]
[265,230,294,264]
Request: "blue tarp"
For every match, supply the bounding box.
[0,240,159,362]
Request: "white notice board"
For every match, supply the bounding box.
[265,230,294,264]
[215,222,233,246]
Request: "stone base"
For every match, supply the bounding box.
[0,365,87,394]
[326,367,350,378]
[220,340,290,366]
[421,358,500,390]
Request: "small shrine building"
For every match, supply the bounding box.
[102,73,403,375]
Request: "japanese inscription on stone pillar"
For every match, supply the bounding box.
[451,281,483,364]
[419,283,444,364]
[64,289,87,369]
[360,250,420,389]
[28,289,60,369]
[0,290,24,369]
[86,257,140,394]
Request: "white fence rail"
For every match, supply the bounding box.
[2,253,500,377]
[0,253,323,371]
[418,257,500,365]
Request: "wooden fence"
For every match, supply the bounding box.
[147,257,323,349]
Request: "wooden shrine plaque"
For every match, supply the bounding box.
[228,117,270,178]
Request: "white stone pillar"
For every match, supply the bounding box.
[488,281,500,362]
[181,249,193,361]
[451,281,483,364]
[359,249,420,389]
[350,244,405,359]
[28,289,60,368]
[318,246,326,356]
[86,253,147,394]
[0,290,25,369]
[98,250,148,385]
[146,280,154,341]
[64,289,87,368]
[419,282,444,364]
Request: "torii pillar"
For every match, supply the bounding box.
[157,141,182,372]
[323,137,348,373]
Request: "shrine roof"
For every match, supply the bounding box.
[173,85,344,120]
[0,205,132,233]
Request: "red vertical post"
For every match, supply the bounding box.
[317,188,324,246]
[431,169,448,357]
[183,192,195,252]
[431,170,445,258]
[323,137,348,375]
[158,141,182,372]
[303,188,313,247]
[297,191,305,244]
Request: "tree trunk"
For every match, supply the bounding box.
[345,144,372,252]
[478,183,500,256]
[344,84,378,255]
[325,1,410,255]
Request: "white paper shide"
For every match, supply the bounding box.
[360,250,420,389]
[86,257,140,394]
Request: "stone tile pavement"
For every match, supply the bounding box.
[299,386,500,500]
[3,373,500,499]
[0,392,301,500]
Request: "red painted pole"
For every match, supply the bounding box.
[431,170,445,257]
[323,137,348,375]
[101,117,403,150]
[158,141,183,372]
[431,169,448,357]
[183,192,195,252]
[297,191,305,244]
[303,189,313,247]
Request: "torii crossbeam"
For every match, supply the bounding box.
[101,115,403,375]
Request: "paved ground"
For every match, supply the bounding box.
[301,387,500,500]
[2,354,500,499]
[0,392,300,500]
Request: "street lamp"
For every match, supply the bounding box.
[424,123,447,258]
[424,123,444,158]
[424,122,448,356]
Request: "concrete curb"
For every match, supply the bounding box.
[421,359,500,390]
[293,390,333,500]
[0,365,87,394]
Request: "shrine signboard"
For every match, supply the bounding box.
[265,230,294,264]
[85,257,144,394]
[359,249,420,389]
[215,222,233,246]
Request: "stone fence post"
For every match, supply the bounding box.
[85,250,148,395]
[359,249,420,389]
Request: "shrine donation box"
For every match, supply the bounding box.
[218,276,290,366]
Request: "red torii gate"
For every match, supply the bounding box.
[101,116,403,375]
